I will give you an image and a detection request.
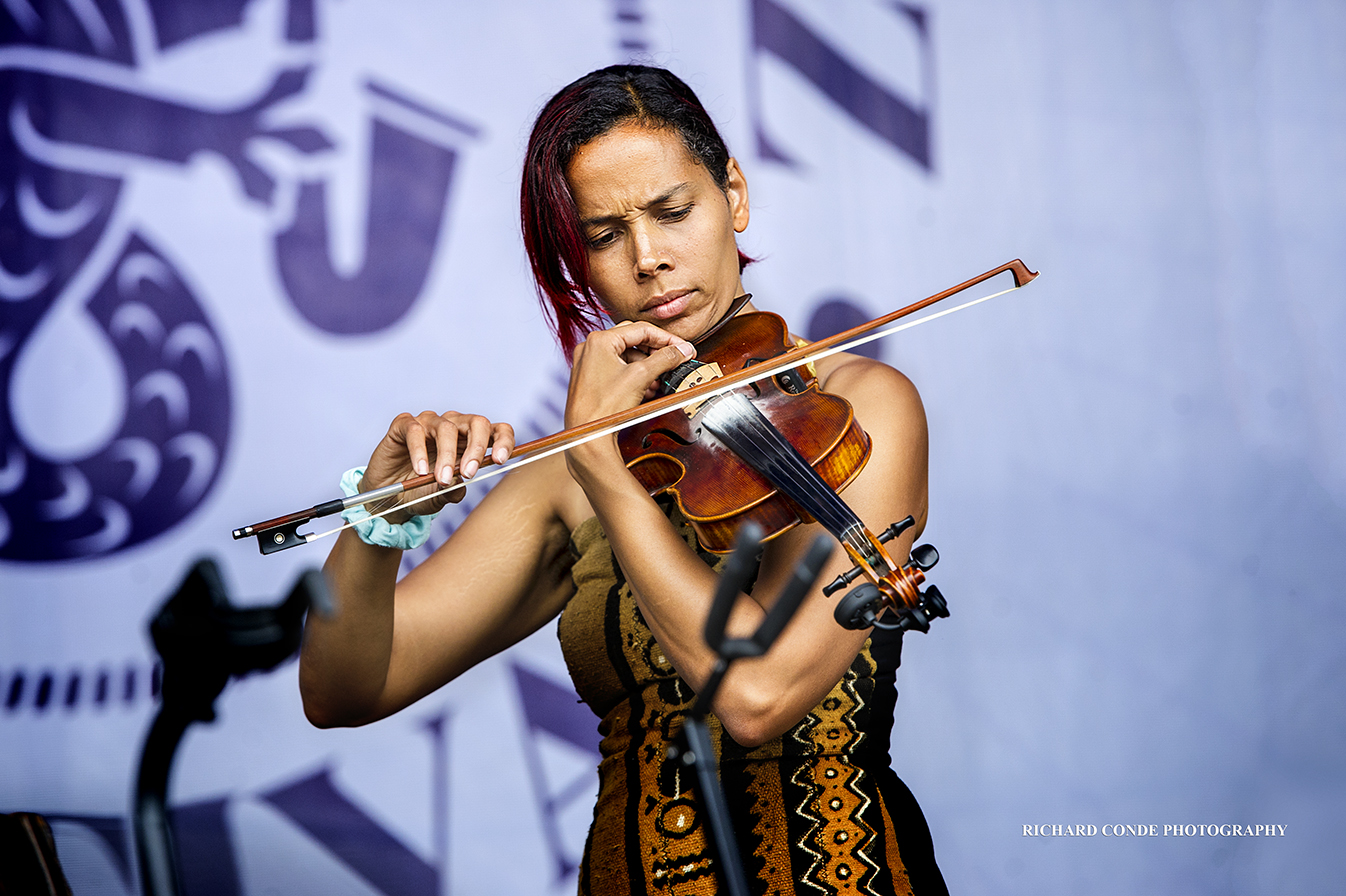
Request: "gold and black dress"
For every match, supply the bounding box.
[558,502,948,896]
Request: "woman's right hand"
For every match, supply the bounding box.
[361,411,516,522]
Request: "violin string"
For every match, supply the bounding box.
[724,398,899,573]
[712,396,861,536]
[295,280,1024,546]
[700,399,807,505]
[734,403,868,549]
[702,395,880,566]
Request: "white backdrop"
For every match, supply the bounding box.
[2,1,1344,894]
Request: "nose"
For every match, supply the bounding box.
[632,225,673,280]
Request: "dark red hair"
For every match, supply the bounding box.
[520,65,751,361]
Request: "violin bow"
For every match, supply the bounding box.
[233,259,1038,553]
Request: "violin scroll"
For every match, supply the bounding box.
[828,514,949,634]
[834,581,949,633]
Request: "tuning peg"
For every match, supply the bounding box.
[877,516,916,543]
[909,543,938,571]
[822,565,865,597]
[892,585,949,634]
[920,585,949,619]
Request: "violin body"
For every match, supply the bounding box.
[618,311,872,553]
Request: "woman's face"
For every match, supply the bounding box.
[566,122,749,342]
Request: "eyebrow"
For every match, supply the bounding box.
[580,182,693,228]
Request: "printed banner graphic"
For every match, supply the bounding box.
[3,2,1343,895]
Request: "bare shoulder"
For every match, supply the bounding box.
[815,352,925,433]
[815,352,929,531]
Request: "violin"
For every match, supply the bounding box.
[232,259,1039,631]
[620,308,943,633]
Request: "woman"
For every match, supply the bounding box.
[300,65,947,896]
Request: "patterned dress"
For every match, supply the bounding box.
[558,501,948,896]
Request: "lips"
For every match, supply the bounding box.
[644,289,693,320]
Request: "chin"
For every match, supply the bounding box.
[670,314,711,341]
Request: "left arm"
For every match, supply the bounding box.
[565,324,928,747]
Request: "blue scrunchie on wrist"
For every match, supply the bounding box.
[340,467,437,550]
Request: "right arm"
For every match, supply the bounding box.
[299,412,575,728]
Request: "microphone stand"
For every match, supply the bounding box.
[133,559,331,896]
[666,524,834,896]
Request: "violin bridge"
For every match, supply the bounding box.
[674,362,723,417]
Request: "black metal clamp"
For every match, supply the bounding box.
[134,559,332,896]
[666,523,834,896]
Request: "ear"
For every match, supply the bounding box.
[724,157,750,233]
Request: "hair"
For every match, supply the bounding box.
[521,65,752,360]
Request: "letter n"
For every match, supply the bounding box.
[511,662,601,885]
[261,768,438,896]
[173,798,242,895]
[47,814,136,894]
[749,0,933,170]
[53,799,243,895]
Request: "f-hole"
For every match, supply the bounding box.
[642,428,697,448]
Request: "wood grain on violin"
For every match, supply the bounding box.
[621,310,871,553]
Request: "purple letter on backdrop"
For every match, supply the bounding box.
[751,0,932,170]
[274,81,480,335]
